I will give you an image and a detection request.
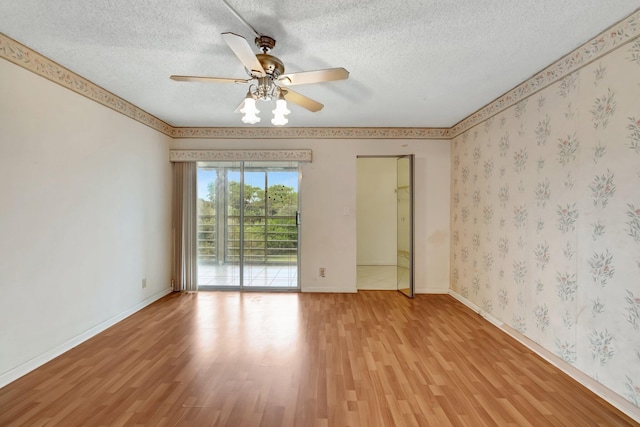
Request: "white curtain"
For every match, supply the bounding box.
[171,162,198,291]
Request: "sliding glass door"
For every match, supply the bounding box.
[196,161,300,290]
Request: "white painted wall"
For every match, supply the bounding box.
[356,158,397,266]
[0,60,173,385]
[170,138,451,294]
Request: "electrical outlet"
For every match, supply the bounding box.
[142,278,147,288]
[319,268,325,278]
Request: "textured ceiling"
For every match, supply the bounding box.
[1,1,639,128]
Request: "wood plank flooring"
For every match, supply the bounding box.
[0,292,636,426]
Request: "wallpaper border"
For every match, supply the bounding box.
[1,7,639,140]
[169,149,312,162]
[172,127,450,140]
[450,8,640,137]
[0,33,174,137]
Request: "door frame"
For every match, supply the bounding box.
[356,155,415,298]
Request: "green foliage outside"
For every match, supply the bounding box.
[198,178,298,264]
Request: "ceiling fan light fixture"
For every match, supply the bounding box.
[273,94,291,116]
[271,112,288,126]
[271,92,290,126]
[241,112,260,124]
[172,16,348,126]
[240,93,260,124]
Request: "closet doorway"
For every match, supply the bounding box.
[356,156,414,297]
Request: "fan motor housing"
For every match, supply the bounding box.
[255,35,276,52]
[257,53,284,78]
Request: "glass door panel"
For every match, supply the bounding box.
[196,162,241,289]
[244,162,299,289]
[265,164,299,289]
[397,155,414,297]
[243,169,268,286]
[225,166,242,288]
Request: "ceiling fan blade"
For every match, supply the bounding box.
[221,32,266,77]
[233,99,245,113]
[282,89,324,112]
[279,68,349,86]
[170,75,250,84]
[221,0,261,38]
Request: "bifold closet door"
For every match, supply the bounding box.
[396,155,414,298]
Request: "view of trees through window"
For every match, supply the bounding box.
[197,167,298,266]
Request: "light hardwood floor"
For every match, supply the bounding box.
[0,292,636,426]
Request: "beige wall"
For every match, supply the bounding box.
[0,60,173,385]
[171,138,451,294]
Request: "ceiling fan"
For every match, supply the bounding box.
[170,0,349,126]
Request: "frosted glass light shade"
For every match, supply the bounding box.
[272,98,290,116]
[240,97,260,124]
[271,113,288,126]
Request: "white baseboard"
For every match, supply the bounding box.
[302,285,358,293]
[0,287,172,388]
[448,290,504,328]
[357,286,396,291]
[415,287,450,295]
[448,290,640,423]
[356,263,396,266]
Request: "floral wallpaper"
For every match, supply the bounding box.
[451,38,640,406]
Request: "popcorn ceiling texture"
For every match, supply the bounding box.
[0,1,638,128]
